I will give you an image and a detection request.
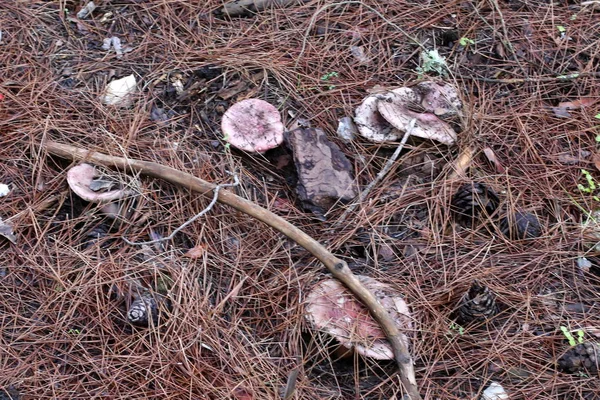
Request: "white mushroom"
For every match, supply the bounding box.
[221,99,284,152]
[305,275,412,360]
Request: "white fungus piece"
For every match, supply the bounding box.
[0,183,9,197]
[221,99,284,153]
[481,381,509,400]
[305,275,412,360]
[101,74,137,107]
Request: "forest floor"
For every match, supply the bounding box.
[1,1,600,399]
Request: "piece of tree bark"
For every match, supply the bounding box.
[42,140,422,399]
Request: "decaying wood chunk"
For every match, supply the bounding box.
[287,127,357,214]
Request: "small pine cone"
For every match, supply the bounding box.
[456,281,498,325]
[557,342,600,374]
[499,211,542,239]
[128,291,161,326]
[451,183,499,225]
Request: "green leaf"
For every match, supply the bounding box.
[320,72,338,81]
[577,330,585,344]
[595,114,600,119]
[459,37,475,46]
[557,25,566,33]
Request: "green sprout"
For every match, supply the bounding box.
[595,135,600,143]
[577,169,599,201]
[448,321,465,336]
[320,71,338,81]
[459,37,475,46]
[560,326,584,346]
[320,71,338,90]
[557,25,566,33]
[416,49,449,78]
[595,113,600,119]
[67,328,81,335]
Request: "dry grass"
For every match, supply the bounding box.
[1,0,600,399]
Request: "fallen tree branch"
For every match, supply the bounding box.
[42,140,422,400]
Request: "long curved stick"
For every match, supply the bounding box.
[42,140,422,400]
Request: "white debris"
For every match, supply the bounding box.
[0,183,9,197]
[102,36,124,59]
[481,382,509,400]
[77,1,96,19]
[336,117,358,143]
[101,74,137,107]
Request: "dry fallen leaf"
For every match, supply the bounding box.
[0,218,17,244]
[483,147,506,173]
[593,154,600,172]
[551,97,596,118]
[184,243,207,258]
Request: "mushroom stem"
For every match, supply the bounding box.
[42,140,422,399]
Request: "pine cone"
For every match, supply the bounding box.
[451,183,499,225]
[499,211,542,239]
[128,291,163,326]
[456,281,498,325]
[557,342,600,374]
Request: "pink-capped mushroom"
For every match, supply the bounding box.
[67,163,134,203]
[305,275,413,360]
[221,98,284,153]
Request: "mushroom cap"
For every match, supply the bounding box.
[414,81,463,118]
[67,163,132,203]
[221,99,284,152]
[377,87,457,145]
[354,94,402,142]
[305,275,412,360]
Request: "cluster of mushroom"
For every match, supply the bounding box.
[353,81,463,145]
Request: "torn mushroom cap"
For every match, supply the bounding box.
[305,275,412,360]
[377,87,458,145]
[67,163,133,203]
[354,94,403,142]
[354,82,461,145]
[221,98,284,152]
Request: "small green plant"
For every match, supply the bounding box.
[560,326,584,346]
[416,49,448,78]
[595,113,600,119]
[577,169,600,201]
[459,37,475,47]
[447,321,465,336]
[320,71,338,90]
[557,25,566,34]
[67,328,81,335]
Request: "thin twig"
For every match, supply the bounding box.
[122,174,240,246]
[335,119,417,227]
[42,140,422,400]
[459,71,600,84]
